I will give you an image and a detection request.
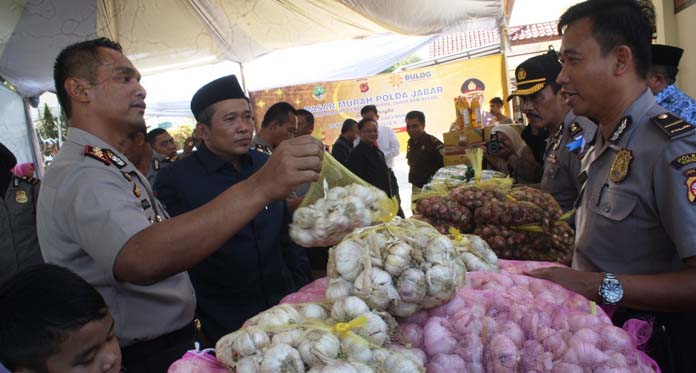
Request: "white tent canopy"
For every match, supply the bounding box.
[1,0,504,98]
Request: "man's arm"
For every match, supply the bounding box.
[527,258,696,312]
[115,136,323,285]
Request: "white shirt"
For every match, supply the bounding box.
[377,124,400,168]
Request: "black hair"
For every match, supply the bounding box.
[360,105,378,118]
[558,0,654,78]
[489,97,504,105]
[296,109,315,126]
[405,110,425,124]
[341,119,358,134]
[53,37,123,118]
[261,102,297,129]
[358,118,377,131]
[650,64,678,85]
[146,128,168,146]
[0,264,108,371]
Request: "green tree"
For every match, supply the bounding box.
[37,103,67,141]
[379,55,423,74]
[169,124,195,149]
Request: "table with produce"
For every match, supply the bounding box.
[168,153,658,373]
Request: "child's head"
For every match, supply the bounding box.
[0,264,121,372]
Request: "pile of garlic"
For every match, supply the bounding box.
[215,300,424,373]
[290,184,394,248]
[326,219,468,318]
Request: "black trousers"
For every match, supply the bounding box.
[121,322,195,372]
[613,309,696,373]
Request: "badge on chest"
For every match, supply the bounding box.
[609,148,632,183]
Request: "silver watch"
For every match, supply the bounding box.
[598,272,624,305]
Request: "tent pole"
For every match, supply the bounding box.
[23,99,45,178]
[499,24,513,119]
[238,62,248,94]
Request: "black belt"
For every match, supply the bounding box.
[121,321,195,362]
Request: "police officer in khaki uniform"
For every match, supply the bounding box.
[0,143,43,286]
[38,37,323,371]
[507,50,596,214]
[405,110,444,191]
[529,1,696,371]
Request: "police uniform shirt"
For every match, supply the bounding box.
[37,127,196,346]
[540,111,597,212]
[656,84,696,125]
[147,149,173,187]
[0,176,43,285]
[573,89,696,274]
[407,133,444,188]
[252,135,273,155]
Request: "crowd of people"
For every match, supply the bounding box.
[1,0,696,371]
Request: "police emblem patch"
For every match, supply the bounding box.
[517,68,527,81]
[685,169,696,204]
[609,148,633,183]
[15,190,28,203]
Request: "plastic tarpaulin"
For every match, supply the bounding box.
[0,0,503,98]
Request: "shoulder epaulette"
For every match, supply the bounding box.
[254,143,273,155]
[18,176,39,185]
[569,122,583,137]
[651,112,694,138]
[103,149,126,169]
[84,145,111,166]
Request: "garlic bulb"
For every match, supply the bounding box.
[353,268,399,310]
[426,236,455,265]
[389,301,418,318]
[301,303,329,321]
[334,239,364,281]
[260,343,305,373]
[331,296,369,322]
[255,305,302,330]
[320,361,359,373]
[384,241,412,276]
[426,265,456,300]
[326,278,353,303]
[290,183,391,247]
[352,312,389,345]
[297,330,341,366]
[341,335,373,363]
[350,362,375,373]
[235,354,262,373]
[271,329,304,347]
[383,352,423,373]
[231,327,271,357]
[396,268,427,303]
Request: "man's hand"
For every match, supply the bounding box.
[526,267,603,301]
[256,135,323,200]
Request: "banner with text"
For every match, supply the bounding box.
[249,54,509,151]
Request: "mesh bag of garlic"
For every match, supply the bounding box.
[290,153,399,248]
[325,218,469,318]
[215,299,425,372]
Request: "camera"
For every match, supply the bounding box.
[487,133,501,154]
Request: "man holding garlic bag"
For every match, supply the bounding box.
[155,75,312,343]
[527,1,696,371]
[38,38,323,370]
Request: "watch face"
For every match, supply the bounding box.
[601,279,624,304]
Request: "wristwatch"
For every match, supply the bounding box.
[598,272,624,305]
